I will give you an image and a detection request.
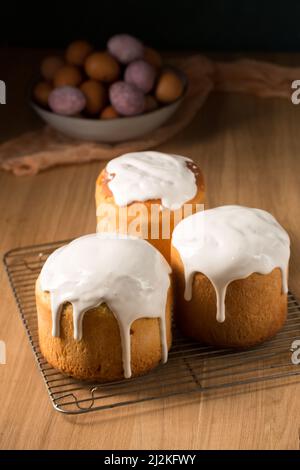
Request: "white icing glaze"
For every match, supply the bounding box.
[106,151,198,210]
[172,205,290,322]
[39,233,171,378]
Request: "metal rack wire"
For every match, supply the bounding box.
[4,239,300,414]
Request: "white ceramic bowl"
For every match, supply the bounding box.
[31,94,185,143]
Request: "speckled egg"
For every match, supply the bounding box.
[124,60,156,93]
[48,86,86,116]
[107,34,144,64]
[53,65,82,88]
[85,52,120,82]
[109,81,144,116]
[155,70,184,103]
[33,81,53,107]
[65,40,93,66]
[100,105,120,119]
[40,56,64,81]
[80,80,107,115]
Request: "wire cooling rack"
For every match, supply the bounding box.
[3,240,300,414]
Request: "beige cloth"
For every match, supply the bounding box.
[0,55,298,176]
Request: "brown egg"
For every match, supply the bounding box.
[144,94,159,112]
[53,65,82,87]
[144,47,163,69]
[33,81,53,107]
[85,52,120,82]
[40,56,64,81]
[80,80,107,115]
[65,40,93,66]
[155,71,184,103]
[100,105,120,119]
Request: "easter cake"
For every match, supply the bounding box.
[171,205,290,348]
[36,233,173,381]
[95,151,205,261]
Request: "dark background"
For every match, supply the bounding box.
[0,0,299,51]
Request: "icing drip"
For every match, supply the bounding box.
[172,205,290,323]
[106,151,198,210]
[39,233,171,378]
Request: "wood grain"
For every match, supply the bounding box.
[0,49,300,450]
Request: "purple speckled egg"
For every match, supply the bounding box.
[48,86,86,116]
[109,81,145,116]
[107,34,144,64]
[124,60,156,93]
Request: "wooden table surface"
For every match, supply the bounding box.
[1,49,300,450]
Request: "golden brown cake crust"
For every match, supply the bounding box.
[95,163,205,262]
[36,277,172,381]
[171,246,287,348]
